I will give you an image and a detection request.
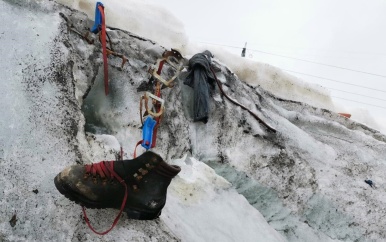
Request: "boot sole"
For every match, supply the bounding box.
[54,175,103,208]
[54,175,162,220]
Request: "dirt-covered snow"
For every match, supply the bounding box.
[1,1,386,242]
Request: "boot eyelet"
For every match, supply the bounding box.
[138,168,148,175]
[150,157,158,164]
[132,185,139,192]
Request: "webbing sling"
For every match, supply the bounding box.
[98,5,109,96]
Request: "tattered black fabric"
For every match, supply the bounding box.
[184,51,215,123]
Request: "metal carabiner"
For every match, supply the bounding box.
[140,92,165,119]
[163,49,183,69]
[149,60,183,88]
[149,49,184,88]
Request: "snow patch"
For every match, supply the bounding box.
[162,155,286,242]
[56,0,188,50]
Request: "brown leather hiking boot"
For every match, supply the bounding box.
[54,151,181,220]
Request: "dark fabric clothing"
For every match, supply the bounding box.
[184,51,215,123]
[191,66,210,123]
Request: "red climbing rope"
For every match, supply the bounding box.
[133,140,143,158]
[98,5,109,96]
[82,161,128,235]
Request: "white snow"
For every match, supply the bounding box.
[332,101,383,132]
[163,155,286,242]
[56,0,188,51]
[2,0,386,241]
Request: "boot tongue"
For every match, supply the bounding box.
[113,160,130,179]
[156,162,181,178]
[140,151,181,178]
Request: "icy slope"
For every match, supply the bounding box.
[164,156,285,242]
[55,0,188,51]
[0,1,284,242]
[2,1,386,242]
[58,0,336,115]
[75,4,386,241]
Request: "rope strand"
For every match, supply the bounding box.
[210,67,276,133]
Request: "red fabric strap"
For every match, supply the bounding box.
[134,140,143,158]
[156,60,165,75]
[98,5,109,96]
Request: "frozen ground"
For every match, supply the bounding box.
[1,0,386,242]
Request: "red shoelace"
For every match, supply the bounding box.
[82,161,128,235]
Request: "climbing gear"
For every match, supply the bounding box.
[90,3,128,69]
[139,92,165,124]
[60,5,128,96]
[209,66,277,133]
[141,116,157,150]
[59,13,94,44]
[107,49,127,69]
[91,2,109,95]
[136,92,165,157]
[59,9,185,236]
[149,49,184,88]
[54,151,181,235]
[90,2,103,34]
[135,49,184,156]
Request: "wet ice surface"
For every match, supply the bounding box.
[0,1,178,241]
[163,156,286,242]
[2,1,386,242]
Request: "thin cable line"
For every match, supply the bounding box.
[252,51,386,78]
[198,41,386,78]
[332,96,386,110]
[326,87,386,102]
[283,69,386,93]
[229,39,386,56]
[198,42,241,50]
